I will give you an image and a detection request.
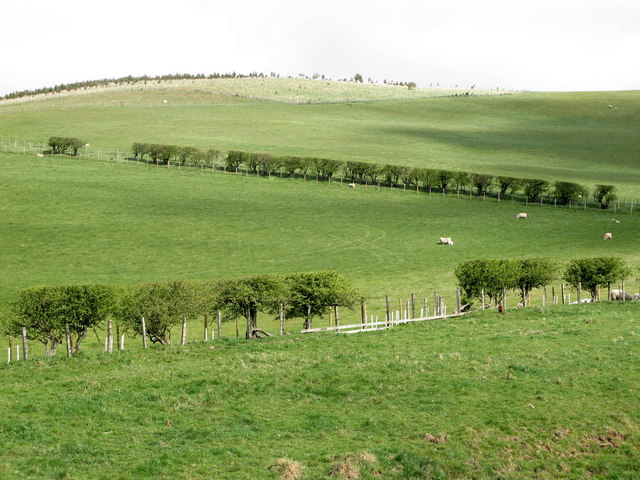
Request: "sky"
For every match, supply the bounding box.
[1,0,638,96]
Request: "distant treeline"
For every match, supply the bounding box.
[129,142,620,209]
[1,72,278,101]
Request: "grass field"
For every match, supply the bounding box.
[1,152,639,318]
[2,78,639,478]
[1,78,639,197]
[1,303,639,479]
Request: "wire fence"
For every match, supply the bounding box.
[1,138,638,215]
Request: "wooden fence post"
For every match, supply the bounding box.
[481,289,485,310]
[107,319,113,352]
[561,283,565,304]
[577,282,582,303]
[410,293,415,319]
[181,315,187,345]
[141,316,148,349]
[622,280,626,302]
[21,326,28,360]
[607,283,611,302]
[7,336,12,362]
[280,303,285,335]
[204,314,209,341]
[385,295,391,326]
[217,310,222,339]
[424,298,428,317]
[65,323,72,357]
[334,305,340,327]
[433,291,438,315]
[361,299,367,329]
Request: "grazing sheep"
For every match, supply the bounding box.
[516,213,527,219]
[634,293,640,301]
[439,237,453,245]
[163,100,168,104]
[36,153,44,158]
[348,183,356,188]
[610,289,632,301]
[603,232,613,240]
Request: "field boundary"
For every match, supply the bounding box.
[2,138,638,215]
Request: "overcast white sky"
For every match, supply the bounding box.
[1,0,638,96]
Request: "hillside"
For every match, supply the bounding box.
[1,77,638,197]
[1,154,639,312]
[1,303,639,479]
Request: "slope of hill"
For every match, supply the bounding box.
[1,303,639,479]
[1,154,639,311]
[1,78,638,197]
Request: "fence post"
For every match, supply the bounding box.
[7,336,12,362]
[577,282,582,303]
[410,293,415,319]
[622,280,626,302]
[141,316,148,349]
[456,289,461,314]
[433,291,438,315]
[217,310,222,339]
[65,323,72,357]
[361,299,367,329]
[385,295,390,327]
[607,283,611,302]
[424,297,428,317]
[561,283,565,304]
[280,303,285,335]
[181,315,187,345]
[107,319,113,352]
[334,305,340,327]
[21,326,28,360]
[204,314,209,341]
[481,289,485,310]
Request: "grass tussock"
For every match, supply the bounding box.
[271,458,303,480]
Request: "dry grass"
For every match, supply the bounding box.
[271,458,304,480]
[0,77,515,106]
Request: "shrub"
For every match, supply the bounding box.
[563,257,630,299]
[593,184,618,209]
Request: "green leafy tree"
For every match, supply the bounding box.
[418,168,439,193]
[363,163,382,183]
[283,156,303,177]
[564,257,631,299]
[593,184,618,209]
[522,179,549,202]
[226,150,245,170]
[554,181,586,205]
[9,284,119,355]
[353,73,363,83]
[215,274,289,338]
[513,258,559,306]
[285,271,360,329]
[382,164,402,187]
[472,174,493,196]
[312,158,343,180]
[453,171,472,193]
[118,280,200,345]
[258,154,282,175]
[497,176,520,198]
[455,259,516,306]
[438,170,454,192]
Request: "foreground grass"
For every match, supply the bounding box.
[1,81,639,197]
[1,303,639,479]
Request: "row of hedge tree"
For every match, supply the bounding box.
[455,256,632,307]
[130,143,620,208]
[0,271,360,356]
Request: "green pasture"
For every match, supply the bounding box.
[2,153,639,314]
[1,79,639,197]
[1,303,639,479]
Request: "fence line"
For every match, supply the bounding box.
[1,138,638,214]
